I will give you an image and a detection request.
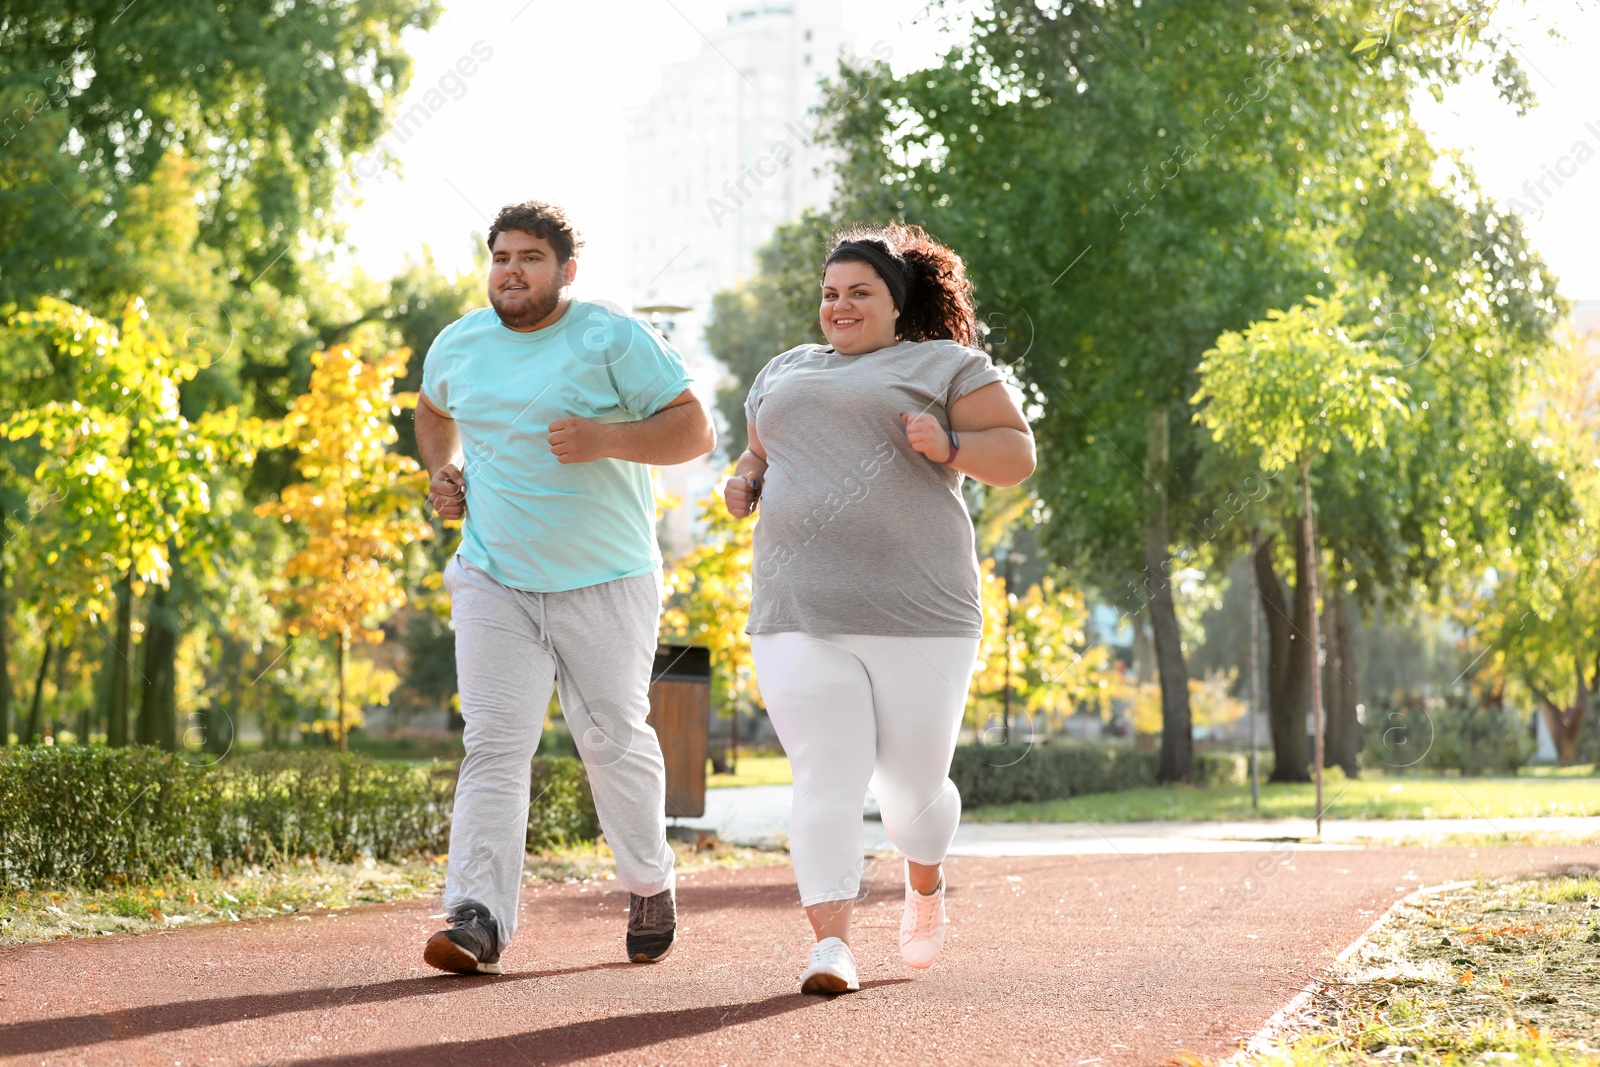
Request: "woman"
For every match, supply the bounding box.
[722,224,1035,994]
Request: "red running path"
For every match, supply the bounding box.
[0,846,1589,1066]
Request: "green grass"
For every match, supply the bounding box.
[967,770,1600,824]
[0,839,787,946]
[707,753,792,789]
[1516,762,1598,778]
[1250,1020,1600,1066]
[1238,873,1600,1067]
[1534,873,1600,905]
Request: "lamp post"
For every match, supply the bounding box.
[632,304,693,342]
[1248,530,1262,812]
[998,540,1026,747]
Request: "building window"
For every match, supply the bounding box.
[804,28,812,41]
[804,53,811,65]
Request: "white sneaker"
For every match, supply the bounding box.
[899,866,947,969]
[799,936,860,994]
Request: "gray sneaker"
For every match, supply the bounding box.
[424,900,503,975]
[626,886,677,963]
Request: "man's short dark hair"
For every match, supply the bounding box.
[486,200,583,262]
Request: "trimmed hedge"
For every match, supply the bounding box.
[528,754,601,851]
[0,746,599,890]
[949,743,1250,808]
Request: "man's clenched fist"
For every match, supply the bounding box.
[548,416,611,464]
[430,463,466,520]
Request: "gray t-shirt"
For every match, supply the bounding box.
[743,339,1004,638]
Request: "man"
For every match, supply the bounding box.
[415,199,715,974]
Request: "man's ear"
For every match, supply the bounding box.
[563,257,579,286]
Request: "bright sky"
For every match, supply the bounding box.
[1411,0,1600,303]
[340,0,1600,304]
[338,0,955,301]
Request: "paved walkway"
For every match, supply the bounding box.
[2,846,1592,1066]
[684,785,1600,855]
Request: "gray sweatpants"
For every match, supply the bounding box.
[442,555,675,944]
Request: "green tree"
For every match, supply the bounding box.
[1461,339,1597,764]
[705,215,832,458]
[0,0,441,302]
[815,0,1563,784]
[0,7,444,742]
[1194,294,1410,807]
[387,247,486,456]
[1,297,260,747]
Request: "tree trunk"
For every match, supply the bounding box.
[25,631,53,744]
[1248,529,1263,809]
[1537,698,1582,766]
[1130,618,1156,685]
[90,638,111,744]
[51,632,69,743]
[0,549,11,745]
[106,568,135,747]
[1538,652,1595,765]
[157,643,177,751]
[1323,585,1361,776]
[1145,407,1193,784]
[1257,531,1309,782]
[209,637,240,755]
[1301,461,1325,832]
[136,582,179,751]
[336,630,348,754]
[78,638,94,744]
[1254,537,1289,725]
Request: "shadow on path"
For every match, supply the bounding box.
[284,981,914,1067]
[535,880,806,919]
[1,962,631,1056]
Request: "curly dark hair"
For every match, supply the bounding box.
[486,200,584,262]
[823,223,979,346]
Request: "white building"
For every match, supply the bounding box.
[626,0,851,556]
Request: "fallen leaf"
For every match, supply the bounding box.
[1458,969,1474,984]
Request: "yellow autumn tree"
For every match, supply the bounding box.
[660,480,759,718]
[255,337,432,750]
[1127,670,1246,738]
[969,560,1110,736]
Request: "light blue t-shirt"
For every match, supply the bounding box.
[421,301,691,593]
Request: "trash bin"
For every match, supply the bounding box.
[647,644,711,818]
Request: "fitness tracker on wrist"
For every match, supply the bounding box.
[945,431,961,465]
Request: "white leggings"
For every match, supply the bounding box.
[751,632,980,907]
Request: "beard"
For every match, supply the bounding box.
[490,278,563,329]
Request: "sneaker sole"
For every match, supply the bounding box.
[800,971,857,995]
[424,933,502,975]
[628,940,675,964]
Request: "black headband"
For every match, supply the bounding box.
[825,240,909,312]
